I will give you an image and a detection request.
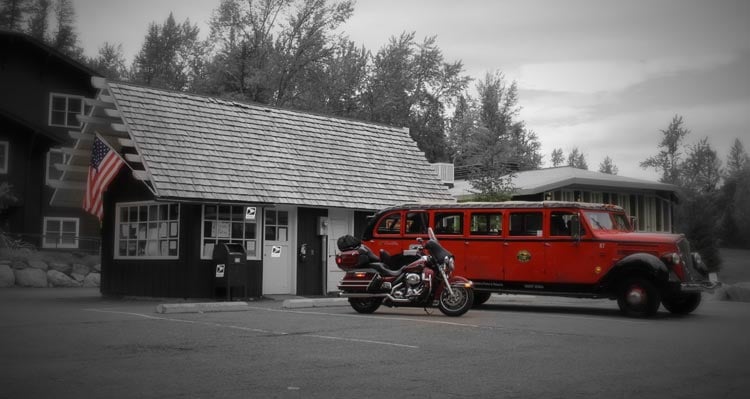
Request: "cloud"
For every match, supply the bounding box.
[517,54,737,94]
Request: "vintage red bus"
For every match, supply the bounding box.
[359,201,719,317]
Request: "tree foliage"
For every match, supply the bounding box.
[640,115,689,185]
[551,148,564,167]
[598,155,618,175]
[566,147,588,170]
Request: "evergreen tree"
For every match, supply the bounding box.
[26,0,50,41]
[551,148,564,167]
[599,155,618,175]
[640,114,690,185]
[567,147,588,170]
[51,0,82,59]
[0,0,29,30]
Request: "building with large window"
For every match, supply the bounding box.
[449,166,680,232]
[52,78,453,298]
[0,30,101,252]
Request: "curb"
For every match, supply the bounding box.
[155,301,253,314]
[282,297,348,309]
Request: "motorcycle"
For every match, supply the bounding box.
[335,228,474,317]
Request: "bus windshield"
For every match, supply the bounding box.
[583,211,632,231]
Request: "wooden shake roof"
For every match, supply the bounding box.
[52,79,453,210]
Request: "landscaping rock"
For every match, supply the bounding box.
[72,263,90,276]
[71,273,85,282]
[83,273,100,287]
[47,270,80,287]
[0,265,14,287]
[93,263,101,272]
[14,268,47,287]
[10,260,27,270]
[49,262,72,274]
[28,260,49,271]
[721,282,750,303]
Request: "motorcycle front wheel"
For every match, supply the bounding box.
[438,286,474,317]
[348,298,382,314]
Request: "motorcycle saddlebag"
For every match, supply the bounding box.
[335,248,370,271]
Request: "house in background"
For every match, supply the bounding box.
[0,30,101,252]
[53,78,454,299]
[449,166,680,232]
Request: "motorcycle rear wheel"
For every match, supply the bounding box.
[438,286,474,317]
[348,298,382,314]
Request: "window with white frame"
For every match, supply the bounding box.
[49,93,90,128]
[46,148,70,185]
[115,202,180,259]
[43,217,79,249]
[201,205,261,260]
[0,141,7,174]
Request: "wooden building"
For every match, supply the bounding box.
[0,30,101,252]
[52,78,454,298]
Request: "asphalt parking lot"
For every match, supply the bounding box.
[1,287,749,399]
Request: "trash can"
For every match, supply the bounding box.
[213,243,248,300]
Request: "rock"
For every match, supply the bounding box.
[14,268,47,288]
[72,263,90,276]
[10,260,27,270]
[28,260,49,271]
[71,273,85,282]
[83,273,100,287]
[0,265,15,287]
[47,270,80,287]
[93,263,101,272]
[722,282,750,303]
[49,262,72,274]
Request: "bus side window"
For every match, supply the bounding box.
[376,213,401,235]
[470,213,502,236]
[509,212,543,236]
[405,211,428,234]
[434,212,463,235]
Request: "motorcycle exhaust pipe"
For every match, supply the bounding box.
[339,292,412,303]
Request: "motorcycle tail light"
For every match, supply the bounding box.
[354,272,367,278]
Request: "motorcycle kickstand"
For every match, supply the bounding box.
[423,307,433,315]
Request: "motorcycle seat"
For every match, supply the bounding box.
[369,262,408,277]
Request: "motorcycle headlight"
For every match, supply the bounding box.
[445,256,455,273]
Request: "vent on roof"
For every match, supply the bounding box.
[430,163,454,184]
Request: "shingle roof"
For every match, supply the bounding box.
[107,82,453,209]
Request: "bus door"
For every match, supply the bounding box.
[464,211,504,281]
[503,211,546,283]
[545,210,598,284]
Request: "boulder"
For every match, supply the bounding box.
[83,273,100,287]
[14,268,47,288]
[71,273,85,282]
[721,282,750,303]
[0,265,14,287]
[72,263,90,276]
[47,270,80,287]
[28,260,49,271]
[93,263,101,272]
[49,262,73,274]
[10,260,27,270]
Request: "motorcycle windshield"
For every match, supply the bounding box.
[425,240,452,262]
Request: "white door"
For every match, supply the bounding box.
[326,208,353,292]
[263,207,296,294]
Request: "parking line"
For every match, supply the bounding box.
[84,308,418,349]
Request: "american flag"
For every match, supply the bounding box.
[83,135,124,220]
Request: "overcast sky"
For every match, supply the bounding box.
[72,0,750,181]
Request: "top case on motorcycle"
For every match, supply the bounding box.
[337,235,361,251]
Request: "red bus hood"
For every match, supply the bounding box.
[594,231,684,244]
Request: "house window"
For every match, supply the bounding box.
[43,217,79,249]
[0,141,7,174]
[49,93,90,128]
[265,209,289,241]
[201,205,260,260]
[115,202,180,259]
[46,148,70,185]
